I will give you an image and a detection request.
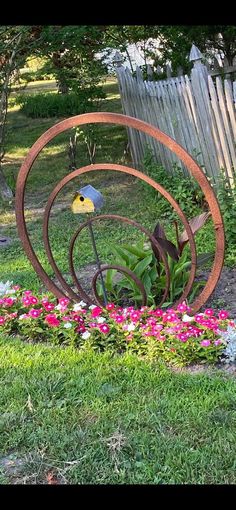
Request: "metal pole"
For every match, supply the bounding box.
[88,221,108,306]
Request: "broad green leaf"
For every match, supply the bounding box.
[133,254,153,278]
[121,244,148,259]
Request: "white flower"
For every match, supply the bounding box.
[0,281,13,297]
[89,304,97,310]
[55,304,63,311]
[73,303,82,312]
[78,300,87,308]
[19,314,28,320]
[64,322,72,329]
[73,301,87,311]
[81,331,91,340]
[182,314,194,322]
[127,323,136,332]
[97,317,106,324]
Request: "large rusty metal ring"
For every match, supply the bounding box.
[15,112,225,312]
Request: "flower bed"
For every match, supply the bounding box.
[0,282,235,367]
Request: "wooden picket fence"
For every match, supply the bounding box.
[114,45,236,187]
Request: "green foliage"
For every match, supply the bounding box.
[216,174,236,264]
[97,239,210,307]
[15,87,105,118]
[142,149,205,219]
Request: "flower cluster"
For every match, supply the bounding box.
[0,283,235,366]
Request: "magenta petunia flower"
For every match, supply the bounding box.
[59,298,70,308]
[200,340,211,347]
[91,306,103,318]
[106,303,115,311]
[4,297,15,307]
[43,302,55,312]
[178,333,188,342]
[99,324,110,334]
[204,308,214,317]
[115,315,125,324]
[218,310,229,320]
[177,302,188,313]
[29,308,42,318]
[45,314,60,327]
[0,316,6,325]
[214,339,222,346]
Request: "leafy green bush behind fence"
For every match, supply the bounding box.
[15,88,105,118]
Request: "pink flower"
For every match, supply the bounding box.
[218,310,229,320]
[29,308,42,318]
[0,316,6,325]
[177,302,188,313]
[76,325,86,333]
[214,339,222,346]
[204,308,214,317]
[130,312,141,322]
[43,302,55,312]
[61,315,72,321]
[45,314,60,327]
[72,314,84,324]
[153,309,163,317]
[91,306,103,318]
[99,324,110,334]
[13,285,20,291]
[59,297,70,308]
[23,290,32,296]
[114,315,125,324]
[155,324,163,331]
[89,322,98,328]
[200,340,211,347]
[178,333,188,342]
[22,297,32,306]
[106,303,115,311]
[29,296,38,305]
[4,297,15,307]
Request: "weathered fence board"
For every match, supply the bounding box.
[115,45,236,187]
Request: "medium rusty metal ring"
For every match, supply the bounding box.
[43,165,196,306]
[15,112,224,311]
[92,264,147,306]
[68,214,171,307]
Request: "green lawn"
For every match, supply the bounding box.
[0,335,235,485]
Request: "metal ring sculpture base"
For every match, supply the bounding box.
[15,112,225,312]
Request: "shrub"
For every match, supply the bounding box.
[15,87,105,118]
[0,283,234,367]
[142,149,205,219]
[216,173,236,265]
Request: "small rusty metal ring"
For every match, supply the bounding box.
[68,214,171,307]
[92,264,147,306]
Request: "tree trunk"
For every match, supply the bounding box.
[58,79,69,94]
[0,165,13,201]
[0,31,23,202]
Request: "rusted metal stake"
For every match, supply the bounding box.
[88,220,108,306]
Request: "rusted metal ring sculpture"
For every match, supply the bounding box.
[15,112,225,312]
